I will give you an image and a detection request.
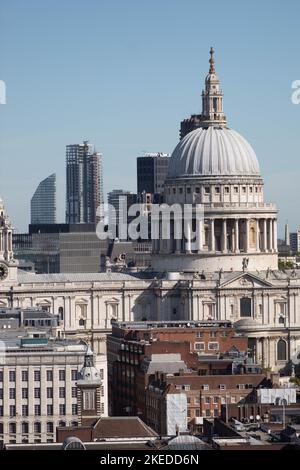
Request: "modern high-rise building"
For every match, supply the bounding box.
[107,189,137,238]
[30,174,56,225]
[290,231,300,254]
[66,141,103,223]
[137,152,170,202]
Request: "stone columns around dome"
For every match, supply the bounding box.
[273,219,278,252]
[210,219,215,251]
[235,219,239,253]
[222,219,227,253]
[263,219,267,252]
[175,219,182,254]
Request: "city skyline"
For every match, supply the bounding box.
[1,0,300,235]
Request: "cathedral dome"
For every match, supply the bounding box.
[167,126,260,179]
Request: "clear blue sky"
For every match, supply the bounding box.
[0,0,300,235]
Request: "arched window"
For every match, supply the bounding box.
[21,422,29,434]
[58,307,64,321]
[46,422,54,433]
[9,422,16,434]
[34,422,41,433]
[277,339,287,361]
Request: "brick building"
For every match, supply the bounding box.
[145,372,270,435]
[107,320,248,417]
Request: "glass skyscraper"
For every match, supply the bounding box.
[30,173,56,224]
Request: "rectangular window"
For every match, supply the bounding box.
[0,406,3,416]
[83,390,95,410]
[46,370,53,382]
[0,389,3,399]
[195,397,200,405]
[9,371,16,382]
[234,186,238,193]
[0,371,3,382]
[59,370,66,381]
[210,331,217,338]
[71,370,77,381]
[205,409,211,417]
[72,404,78,415]
[186,187,191,194]
[219,384,226,390]
[195,342,205,350]
[46,387,53,399]
[225,187,230,193]
[213,396,219,404]
[214,409,219,417]
[72,387,77,398]
[195,187,200,194]
[59,387,65,398]
[203,385,209,390]
[34,405,41,416]
[9,388,15,399]
[215,187,220,193]
[100,369,104,380]
[34,370,41,382]
[22,405,28,417]
[34,388,40,399]
[59,404,66,415]
[47,405,53,416]
[22,370,28,382]
[196,331,203,338]
[9,405,16,417]
[205,396,210,404]
[240,298,252,318]
[208,342,219,350]
[205,186,210,194]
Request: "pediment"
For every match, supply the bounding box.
[219,272,273,289]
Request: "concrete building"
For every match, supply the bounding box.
[0,329,107,444]
[66,141,103,223]
[30,174,56,225]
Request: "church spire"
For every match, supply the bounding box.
[201,47,227,127]
[209,46,215,73]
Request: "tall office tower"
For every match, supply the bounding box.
[290,231,300,254]
[30,174,56,224]
[66,141,103,223]
[137,152,170,203]
[107,189,137,238]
